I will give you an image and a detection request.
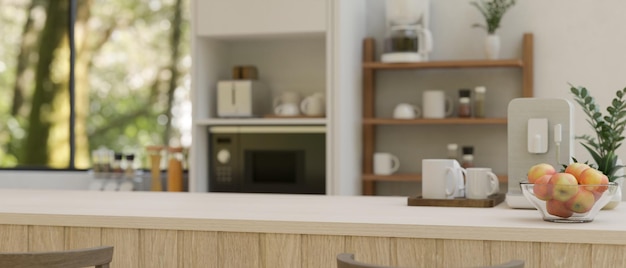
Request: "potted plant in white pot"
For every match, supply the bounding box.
[470,0,516,59]
[570,85,626,209]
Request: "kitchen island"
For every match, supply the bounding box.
[0,189,624,267]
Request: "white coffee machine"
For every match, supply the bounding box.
[381,0,433,63]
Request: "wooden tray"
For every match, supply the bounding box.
[263,114,325,118]
[407,193,505,208]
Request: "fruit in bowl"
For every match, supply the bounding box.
[520,163,618,223]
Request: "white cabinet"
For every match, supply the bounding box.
[195,0,326,37]
[190,0,367,195]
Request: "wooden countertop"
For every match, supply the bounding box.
[0,189,625,245]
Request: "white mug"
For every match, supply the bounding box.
[422,90,454,118]
[374,152,400,175]
[300,93,325,116]
[393,103,421,119]
[274,103,300,116]
[274,91,301,107]
[422,159,465,199]
[465,167,500,199]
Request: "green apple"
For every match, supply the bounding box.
[548,173,579,202]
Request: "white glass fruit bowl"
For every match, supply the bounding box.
[520,181,619,223]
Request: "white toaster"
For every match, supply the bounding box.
[217,80,269,117]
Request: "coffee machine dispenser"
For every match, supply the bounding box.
[382,0,433,63]
[506,98,575,208]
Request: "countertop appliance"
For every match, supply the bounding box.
[506,98,574,208]
[381,0,433,63]
[209,126,326,194]
[217,80,269,117]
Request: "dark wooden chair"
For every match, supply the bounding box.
[337,253,525,268]
[0,246,114,268]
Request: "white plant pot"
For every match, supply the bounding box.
[484,34,501,60]
[603,158,623,210]
[603,177,622,210]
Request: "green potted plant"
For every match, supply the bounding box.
[570,85,626,208]
[470,0,516,59]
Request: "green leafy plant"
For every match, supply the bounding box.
[570,85,626,182]
[470,0,516,34]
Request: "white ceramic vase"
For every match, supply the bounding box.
[484,34,500,60]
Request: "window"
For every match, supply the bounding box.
[0,0,191,169]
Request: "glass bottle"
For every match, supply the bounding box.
[112,152,123,178]
[474,86,486,118]
[461,146,474,168]
[146,146,164,191]
[124,154,136,179]
[167,147,184,192]
[458,89,472,118]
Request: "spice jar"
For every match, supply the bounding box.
[461,146,474,168]
[167,147,185,192]
[447,143,459,160]
[458,89,472,118]
[474,86,486,118]
[146,146,164,191]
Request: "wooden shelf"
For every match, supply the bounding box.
[363,118,507,125]
[360,33,534,195]
[363,173,508,183]
[363,59,524,70]
[195,118,326,126]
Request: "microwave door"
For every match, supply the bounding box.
[239,132,325,194]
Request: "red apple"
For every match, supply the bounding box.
[527,163,556,183]
[546,199,574,218]
[564,189,596,213]
[579,168,608,191]
[532,174,553,201]
[549,173,579,202]
[564,162,590,182]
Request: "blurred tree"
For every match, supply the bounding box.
[22,0,69,166]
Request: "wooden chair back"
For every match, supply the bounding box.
[0,246,114,268]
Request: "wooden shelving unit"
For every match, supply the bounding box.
[361,33,534,195]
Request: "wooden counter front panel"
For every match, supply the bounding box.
[1,224,626,268]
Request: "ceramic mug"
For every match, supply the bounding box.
[393,103,421,119]
[422,159,465,199]
[274,103,300,116]
[274,91,301,108]
[465,167,499,199]
[300,93,325,116]
[422,90,453,118]
[374,152,400,175]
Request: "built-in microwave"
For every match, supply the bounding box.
[209,126,325,194]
